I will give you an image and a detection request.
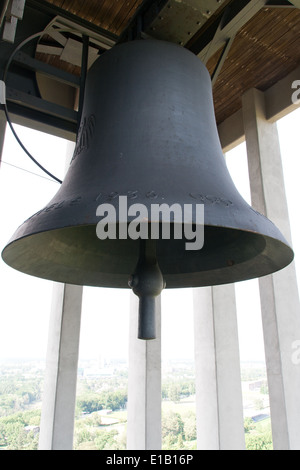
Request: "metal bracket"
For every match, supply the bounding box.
[2,0,26,43]
[118,0,169,43]
[201,4,232,65]
[143,0,227,46]
[0,81,6,104]
[188,0,269,62]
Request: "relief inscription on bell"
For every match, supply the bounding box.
[71,114,96,163]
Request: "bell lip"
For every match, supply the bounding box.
[1,221,294,289]
[1,218,292,251]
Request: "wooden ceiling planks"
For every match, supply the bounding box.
[44,0,144,35]
[107,0,142,35]
[208,7,300,124]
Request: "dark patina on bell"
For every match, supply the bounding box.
[2,40,293,338]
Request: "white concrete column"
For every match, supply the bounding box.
[38,283,83,450]
[242,88,300,450]
[127,293,161,450]
[194,285,245,450]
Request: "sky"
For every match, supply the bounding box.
[0,106,299,365]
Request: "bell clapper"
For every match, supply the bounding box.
[128,239,165,340]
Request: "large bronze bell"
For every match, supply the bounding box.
[1,40,293,339]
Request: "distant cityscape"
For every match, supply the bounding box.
[0,356,271,450]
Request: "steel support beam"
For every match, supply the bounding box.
[187,0,269,61]
[285,0,300,7]
[12,51,80,88]
[266,0,298,6]
[6,87,78,124]
[211,34,236,85]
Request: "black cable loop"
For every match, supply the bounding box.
[2,27,83,185]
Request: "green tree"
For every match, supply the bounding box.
[162,410,185,447]
[94,429,119,450]
[260,382,269,395]
[74,426,93,448]
[74,427,120,450]
[176,434,184,449]
[0,410,40,450]
[168,383,181,403]
[244,417,255,433]
[183,411,196,441]
[103,389,127,411]
[245,432,273,450]
[76,389,127,414]
[76,393,103,414]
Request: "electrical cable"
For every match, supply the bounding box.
[2,104,63,184]
[2,29,78,185]
[1,159,60,183]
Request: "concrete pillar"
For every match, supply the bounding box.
[194,285,245,450]
[242,88,300,450]
[127,293,161,450]
[38,283,83,450]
